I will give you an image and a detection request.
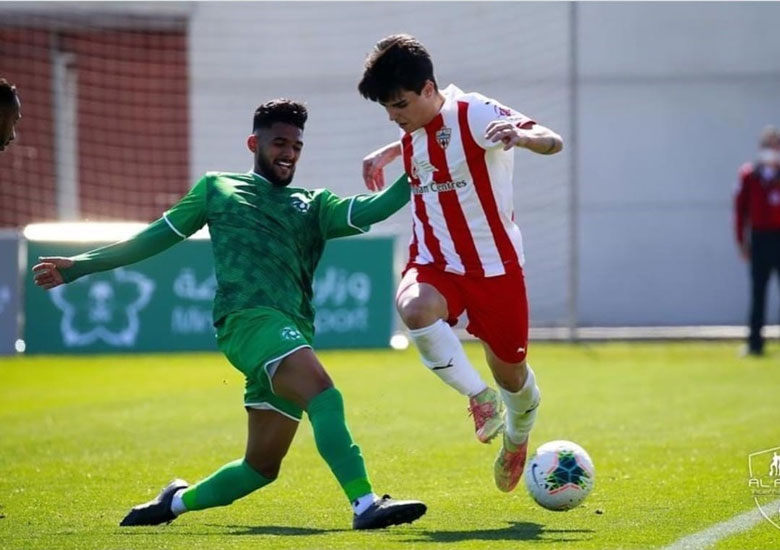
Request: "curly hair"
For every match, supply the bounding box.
[253,99,307,132]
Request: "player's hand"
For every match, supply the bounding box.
[485,120,532,151]
[362,141,402,191]
[32,257,73,290]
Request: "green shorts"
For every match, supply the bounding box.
[216,307,314,421]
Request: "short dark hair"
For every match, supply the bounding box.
[358,34,437,103]
[253,99,307,132]
[0,78,19,109]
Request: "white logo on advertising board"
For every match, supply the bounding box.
[171,268,216,335]
[49,268,155,347]
[313,267,371,334]
[173,268,216,301]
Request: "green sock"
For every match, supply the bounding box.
[181,458,272,511]
[307,387,373,503]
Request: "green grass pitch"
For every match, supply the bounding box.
[1,341,778,550]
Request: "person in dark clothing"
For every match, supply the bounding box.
[734,125,780,356]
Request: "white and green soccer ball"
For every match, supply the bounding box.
[524,440,595,511]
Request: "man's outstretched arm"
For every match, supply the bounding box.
[32,218,186,289]
[33,178,208,289]
[320,173,410,240]
[348,172,410,227]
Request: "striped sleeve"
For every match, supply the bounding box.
[466,93,535,150]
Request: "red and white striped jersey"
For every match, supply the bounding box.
[401,84,534,277]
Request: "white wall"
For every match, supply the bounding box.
[188,2,574,325]
[6,1,776,327]
[577,2,780,325]
[187,1,780,327]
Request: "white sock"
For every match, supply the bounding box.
[170,488,188,516]
[408,320,487,397]
[352,492,379,515]
[499,365,541,445]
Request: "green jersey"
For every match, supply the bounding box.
[62,171,409,326]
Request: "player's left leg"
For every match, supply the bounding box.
[483,346,540,492]
[462,268,539,491]
[272,347,427,529]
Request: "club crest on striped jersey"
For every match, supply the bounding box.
[436,126,452,150]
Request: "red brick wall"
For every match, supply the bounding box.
[0,28,57,226]
[0,26,188,227]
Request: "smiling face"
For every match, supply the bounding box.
[381,80,442,134]
[248,122,303,187]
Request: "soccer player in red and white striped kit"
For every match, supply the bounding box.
[358,34,563,492]
[734,125,780,356]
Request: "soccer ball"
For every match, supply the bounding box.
[524,440,595,511]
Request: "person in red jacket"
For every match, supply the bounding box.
[734,125,780,356]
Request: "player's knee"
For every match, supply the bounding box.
[492,361,527,393]
[396,296,442,329]
[245,454,281,481]
[295,374,335,410]
[308,370,334,396]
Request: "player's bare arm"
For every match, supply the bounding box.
[485,120,563,154]
[362,141,402,191]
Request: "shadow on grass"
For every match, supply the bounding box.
[114,521,592,542]
[407,521,594,543]
[117,524,349,537]
[219,524,350,536]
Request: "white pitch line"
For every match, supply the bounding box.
[664,498,780,550]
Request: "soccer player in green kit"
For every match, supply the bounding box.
[32,99,427,530]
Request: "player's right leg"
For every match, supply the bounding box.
[120,408,297,527]
[272,347,427,529]
[396,266,502,443]
[120,309,306,527]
